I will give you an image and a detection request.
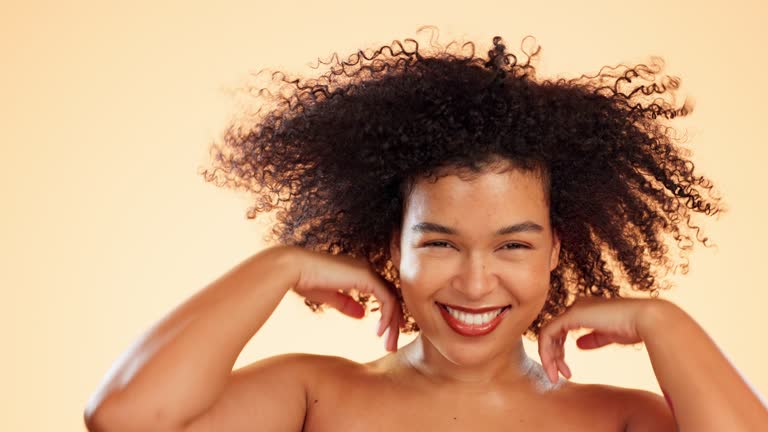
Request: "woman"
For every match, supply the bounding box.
[84,28,768,431]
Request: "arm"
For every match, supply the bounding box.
[636,300,768,431]
[83,245,301,432]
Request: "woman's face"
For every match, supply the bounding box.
[390,166,560,365]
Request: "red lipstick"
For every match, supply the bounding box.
[439,303,509,313]
[436,302,510,337]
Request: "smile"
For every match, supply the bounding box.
[436,302,511,336]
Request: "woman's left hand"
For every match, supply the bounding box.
[537,296,664,384]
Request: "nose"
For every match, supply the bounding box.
[451,253,497,300]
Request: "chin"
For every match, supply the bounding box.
[435,340,506,366]
[447,348,492,366]
[420,325,514,360]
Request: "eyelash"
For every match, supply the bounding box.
[424,241,529,250]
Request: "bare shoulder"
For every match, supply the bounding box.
[246,352,361,373]
[565,382,676,432]
[180,353,357,432]
[278,352,365,377]
[237,352,363,387]
[228,352,354,378]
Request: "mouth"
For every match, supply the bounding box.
[435,302,511,337]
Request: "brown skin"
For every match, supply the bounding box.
[300,164,672,431]
[387,163,560,387]
[298,354,659,431]
[85,165,676,432]
[90,161,765,431]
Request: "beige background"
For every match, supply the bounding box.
[3,1,767,430]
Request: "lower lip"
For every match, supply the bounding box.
[437,303,509,336]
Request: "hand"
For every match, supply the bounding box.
[537,296,664,384]
[287,246,404,352]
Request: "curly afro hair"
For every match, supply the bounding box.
[199,27,725,338]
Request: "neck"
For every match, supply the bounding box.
[396,333,537,390]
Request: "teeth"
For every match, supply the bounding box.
[444,305,505,325]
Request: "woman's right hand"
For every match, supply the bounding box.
[285,246,404,352]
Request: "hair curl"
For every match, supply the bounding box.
[199,26,726,338]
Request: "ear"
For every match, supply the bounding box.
[390,229,402,271]
[549,227,561,272]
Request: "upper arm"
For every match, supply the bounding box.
[622,388,678,432]
[180,353,313,432]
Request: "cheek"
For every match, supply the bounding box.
[399,266,441,305]
[397,254,449,317]
[396,249,422,283]
[499,259,552,300]
[398,250,451,286]
[398,279,437,330]
[398,250,553,302]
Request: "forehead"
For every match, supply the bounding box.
[403,168,549,223]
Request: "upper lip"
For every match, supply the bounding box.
[437,302,510,313]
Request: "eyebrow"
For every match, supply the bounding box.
[410,221,544,236]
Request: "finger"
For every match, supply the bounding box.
[311,291,365,319]
[386,310,399,352]
[386,311,399,352]
[537,333,552,382]
[376,307,388,337]
[576,331,612,350]
[539,328,564,382]
[367,279,395,337]
[557,357,572,380]
[340,295,366,319]
[538,335,558,384]
[554,332,569,383]
[550,333,566,384]
[376,293,395,338]
[547,359,558,385]
[393,309,404,350]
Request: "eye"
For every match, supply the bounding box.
[502,243,529,250]
[423,241,529,250]
[424,241,452,248]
